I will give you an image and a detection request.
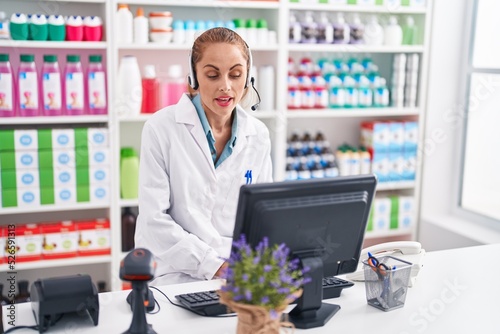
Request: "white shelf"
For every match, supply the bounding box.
[0,115,109,125]
[117,0,279,9]
[118,110,277,122]
[288,44,425,53]
[0,255,112,271]
[0,40,107,49]
[0,203,109,216]
[288,3,427,14]
[286,107,419,118]
[377,181,416,191]
[117,43,278,51]
[365,229,413,239]
[120,199,139,207]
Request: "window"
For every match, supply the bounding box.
[460,0,500,221]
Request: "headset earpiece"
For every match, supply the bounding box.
[187,51,198,90]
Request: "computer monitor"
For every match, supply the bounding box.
[232,174,377,329]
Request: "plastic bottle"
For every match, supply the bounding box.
[121,207,137,252]
[29,14,48,41]
[256,19,269,46]
[402,16,418,45]
[64,55,85,115]
[359,146,372,174]
[133,7,148,44]
[184,20,196,45]
[317,13,333,44]
[333,13,350,44]
[172,20,185,45]
[0,12,10,39]
[87,55,107,115]
[9,13,28,40]
[342,72,358,108]
[0,54,15,117]
[349,14,365,44]
[17,54,39,117]
[289,12,302,44]
[47,15,65,41]
[364,15,384,45]
[161,64,184,107]
[301,11,317,44]
[246,19,258,47]
[328,74,345,108]
[115,4,133,44]
[374,78,390,107]
[41,55,62,116]
[233,19,246,42]
[257,65,275,111]
[15,280,30,303]
[384,16,403,46]
[357,74,373,108]
[65,15,83,42]
[98,281,108,293]
[141,65,160,114]
[116,56,142,116]
[120,147,139,199]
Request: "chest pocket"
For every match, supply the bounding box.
[221,167,258,219]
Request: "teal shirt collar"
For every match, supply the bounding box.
[192,94,238,167]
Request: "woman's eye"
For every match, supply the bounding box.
[230,74,242,79]
[207,74,218,79]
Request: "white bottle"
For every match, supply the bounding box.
[116,56,142,116]
[364,15,384,45]
[384,16,403,46]
[257,65,275,111]
[115,4,133,44]
[133,7,148,44]
[317,13,333,44]
[333,13,350,44]
[0,12,10,39]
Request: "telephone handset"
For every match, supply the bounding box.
[346,241,425,287]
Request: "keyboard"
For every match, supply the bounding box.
[175,276,353,316]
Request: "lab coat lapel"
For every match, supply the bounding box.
[231,106,256,158]
[174,95,215,173]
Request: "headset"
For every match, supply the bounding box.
[187,41,261,111]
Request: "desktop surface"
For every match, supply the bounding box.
[3,244,500,333]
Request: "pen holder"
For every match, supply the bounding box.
[363,256,412,311]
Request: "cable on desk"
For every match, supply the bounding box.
[4,314,64,333]
[149,286,236,318]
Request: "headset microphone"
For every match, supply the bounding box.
[250,77,261,111]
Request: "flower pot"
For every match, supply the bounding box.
[219,290,302,334]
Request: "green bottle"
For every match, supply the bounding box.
[120,147,139,199]
[402,16,418,45]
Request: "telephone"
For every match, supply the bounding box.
[346,241,425,287]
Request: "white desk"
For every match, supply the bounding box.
[3,244,500,333]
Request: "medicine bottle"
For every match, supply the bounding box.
[121,207,137,252]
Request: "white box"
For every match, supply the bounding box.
[388,152,404,182]
[54,167,77,187]
[398,196,415,215]
[88,147,110,166]
[90,184,110,203]
[17,168,40,188]
[389,122,405,152]
[404,121,419,152]
[402,150,417,181]
[17,187,40,207]
[371,150,390,182]
[90,166,109,185]
[53,149,76,169]
[15,150,39,169]
[372,197,391,232]
[87,128,109,148]
[14,130,38,151]
[399,213,414,230]
[51,128,75,150]
[54,186,77,205]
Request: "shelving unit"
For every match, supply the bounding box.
[0,0,432,291]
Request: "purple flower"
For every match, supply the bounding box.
[261,296,270,304]
[258,276,265,284]
[264,265,273,273]
[242,274,249,282]
[277,287,290,294]
[269,309,279,320]
[233,294,244,302]
[253,256,261,265]
[245,290,252,301]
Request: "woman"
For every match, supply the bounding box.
[135,27,273,285]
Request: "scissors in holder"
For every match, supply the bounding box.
[367,252,393,306]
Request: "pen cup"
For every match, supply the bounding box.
[363,256,412,311]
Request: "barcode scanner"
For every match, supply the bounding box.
[119,248,157,334]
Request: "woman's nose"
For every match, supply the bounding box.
[219,77,231,92]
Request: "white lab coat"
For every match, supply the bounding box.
[135,94,273,285]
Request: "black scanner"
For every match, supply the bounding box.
[30,274,99,333]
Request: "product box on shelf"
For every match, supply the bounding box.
[388,151,404,182]
[88,147,110,166]
[361,121,390,153]
[13,129,38,151]
[15,224,43,262]
[371,197,392,232]
[2,187,40,207]
[90,184,109,203]
[390,196,415,230]
[41,221,78,259]
[76,219,111,256]
[389,121,404,152]
[403,121,419,152]
[402,150,417,181]
[87,128,109,149]
[371,150,390,183]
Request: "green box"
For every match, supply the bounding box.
[0,130,15,151]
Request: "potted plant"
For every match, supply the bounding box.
[219,235,311,334]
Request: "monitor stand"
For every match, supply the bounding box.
[288,256,340,329]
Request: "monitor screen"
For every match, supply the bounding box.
[232,174,377,328]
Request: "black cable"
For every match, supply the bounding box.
[149,286,236,318]
[4,313,64,333]
[148,297,161,315]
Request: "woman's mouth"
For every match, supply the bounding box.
[215,96,233,107]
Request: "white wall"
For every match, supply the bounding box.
[418,0,500,250]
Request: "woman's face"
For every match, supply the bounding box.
[195,43,248,117]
